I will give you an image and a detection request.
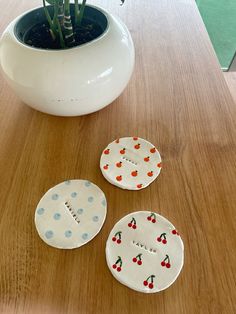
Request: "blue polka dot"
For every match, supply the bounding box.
[45,230,53,239]
[52,194,59,200]
[85,181,91,187]
[54,213,61,220]
[71,192,77,198]
[65,230,72,238]
[88,196,94,203]
[65,180,71,185]
[93,216,99,222]
[37,208,45,215]
[102,199,106,207]
[77,208,84,214]
[82,233,88,240]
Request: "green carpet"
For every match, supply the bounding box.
[196,0,236,71]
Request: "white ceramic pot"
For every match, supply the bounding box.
[0,5,134,116]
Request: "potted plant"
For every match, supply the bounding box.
[0,0,134,116]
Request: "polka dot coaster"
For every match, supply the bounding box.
[106,211,184,293]
[100,137,162,190]
[35,180,107,249]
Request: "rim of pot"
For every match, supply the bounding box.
[13,4,110,52]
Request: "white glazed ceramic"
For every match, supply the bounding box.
[0,5,135,116]
[100,137,162,190]
[106,211,184,293]
[35,179,107,249]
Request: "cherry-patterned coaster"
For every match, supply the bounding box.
[35,180,107,249]
[100,137,162,190]
[106,211,184,293]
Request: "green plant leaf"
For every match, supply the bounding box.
[43,0,57,40]
[76,0,86,26]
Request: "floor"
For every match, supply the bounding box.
[224,72,236,103]
[196,0,236,70]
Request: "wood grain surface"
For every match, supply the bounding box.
[0,0,236,313]
[224,72,236,104]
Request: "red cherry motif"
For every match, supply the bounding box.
[147,171,153,177]
[150,147,156,153]
[103,164,109,170]
[157,233,167,244]
[157,162,162,168]
[115,138,120,143]
[147,213,157,223]
[104,149,110,155]
[116,161,122,168]
[137,184,143,189]
[161,255,171,268]
[113,256,123,272]
[128,217,137,229]
[120,148,126,154]
[143,275,155,289]
[172,229,180,235]
[134,143,141,149]
[144,156,150,162]
[131,170,138,177]
[116,175,122,182]
[133,137,138,140]
[132,254,142,265]
[113,231,122,244]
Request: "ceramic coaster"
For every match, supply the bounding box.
[35,180,107,249]
[100,137,162,190]
[106,211,184,293]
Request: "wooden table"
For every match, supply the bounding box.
[1,1,236,313]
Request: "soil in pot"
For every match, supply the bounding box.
[24,18,104,49]
[15,4,108,50]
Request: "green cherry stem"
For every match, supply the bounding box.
[136,253,142,260]
[164,255,170,263]
[131,217,136,224]
[115,231,122,239]
[116,256,122,267]
[150,275,155,283]
[146,275,155,282]
[160,233,166,239]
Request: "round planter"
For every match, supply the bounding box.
[0,4,134,116]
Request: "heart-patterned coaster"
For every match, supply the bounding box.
[106,211,184,293]
[35,180,107,249]
[100,137,162,190]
